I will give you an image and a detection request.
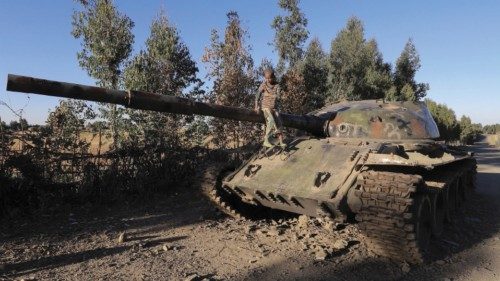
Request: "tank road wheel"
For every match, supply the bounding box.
[464,166,476,198]
[456,176,465,208]
[445,179,458,220]
[459,171,474,202]
[468,158,477,189]
[355,171,432,264]
[430,192,445,237]
[415,195,432,251]
[465,159,477,200]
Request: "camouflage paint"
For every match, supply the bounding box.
[314,100,440,140]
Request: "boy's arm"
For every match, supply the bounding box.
[255,83,264,110]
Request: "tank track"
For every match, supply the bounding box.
[355,171,430,264]
[201,165,267,220]
[355,159,477,264]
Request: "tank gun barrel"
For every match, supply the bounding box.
[6,74,326,136]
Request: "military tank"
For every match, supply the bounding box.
[6,74,476,264]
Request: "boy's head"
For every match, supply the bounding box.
[263,68,276,83]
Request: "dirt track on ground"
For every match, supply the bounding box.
[1,141,499,281]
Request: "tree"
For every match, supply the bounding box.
[271,0,309,72]
[184,116,210,147]
[280,68,308,114]
[386,39,429,101]
[46,100,94,154]
[483,125,493,134]
[483,124,500,134]
[202,11,257,148]
[9,120,20,131]
[72,0,134,148]
[425,99,460,142]
[124,11,200,149]
[459,115,481,145]
[299,37,328,110]
[8,119,28,131]
[327,17,392,102]
[19,118,28,130]
[280,38,329,115]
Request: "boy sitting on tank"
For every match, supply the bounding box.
[254,69,286,148]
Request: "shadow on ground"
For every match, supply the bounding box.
[0,184,219,278]
[2,235,188,278]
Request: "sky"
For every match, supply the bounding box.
[0,0,499,125]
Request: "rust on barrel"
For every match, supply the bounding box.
[6,74,326,136]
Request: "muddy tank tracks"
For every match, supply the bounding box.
[355,159,477,264]
[199,165,267,220]
[355,172,431,263]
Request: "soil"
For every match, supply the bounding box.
[0,141,499,281]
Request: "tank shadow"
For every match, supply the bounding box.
[1,245,130,277]
[235,255,488,281]
[0,188,217,243]
[0,188,221,279]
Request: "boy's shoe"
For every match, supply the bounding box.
[263,140,274,148]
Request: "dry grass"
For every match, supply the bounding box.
[485,134,500,147]
[80,131,113,154]
[9,131,113,155]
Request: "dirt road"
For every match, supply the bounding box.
[1,141,499,281]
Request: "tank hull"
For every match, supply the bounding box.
[223,137,472,217]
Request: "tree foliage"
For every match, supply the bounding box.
[124,11,200,150]
[280,68,308,114]
[386,39,429,101]
[72,0,134,88]
[299,38,328,110]
[458,115,481,145]
[327,17,392,102]
[0,120,7,130]
[483,124,500,134]
[425,99,460,142]
[202,11,258,148]
[46,100,95,155]
[125,11,199,96]
[8,119,28,131]
[425,99,482,144]
[72,0,134,148]
[271,0,309,72]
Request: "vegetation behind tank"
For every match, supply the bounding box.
[1,0,483,220]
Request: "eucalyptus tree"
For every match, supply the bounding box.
[72,0,134,148]
[272,0,309,73]
[124,11,199,149]
[327,17,391,102]
[386,39,429,101]
[203,11,257,148]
